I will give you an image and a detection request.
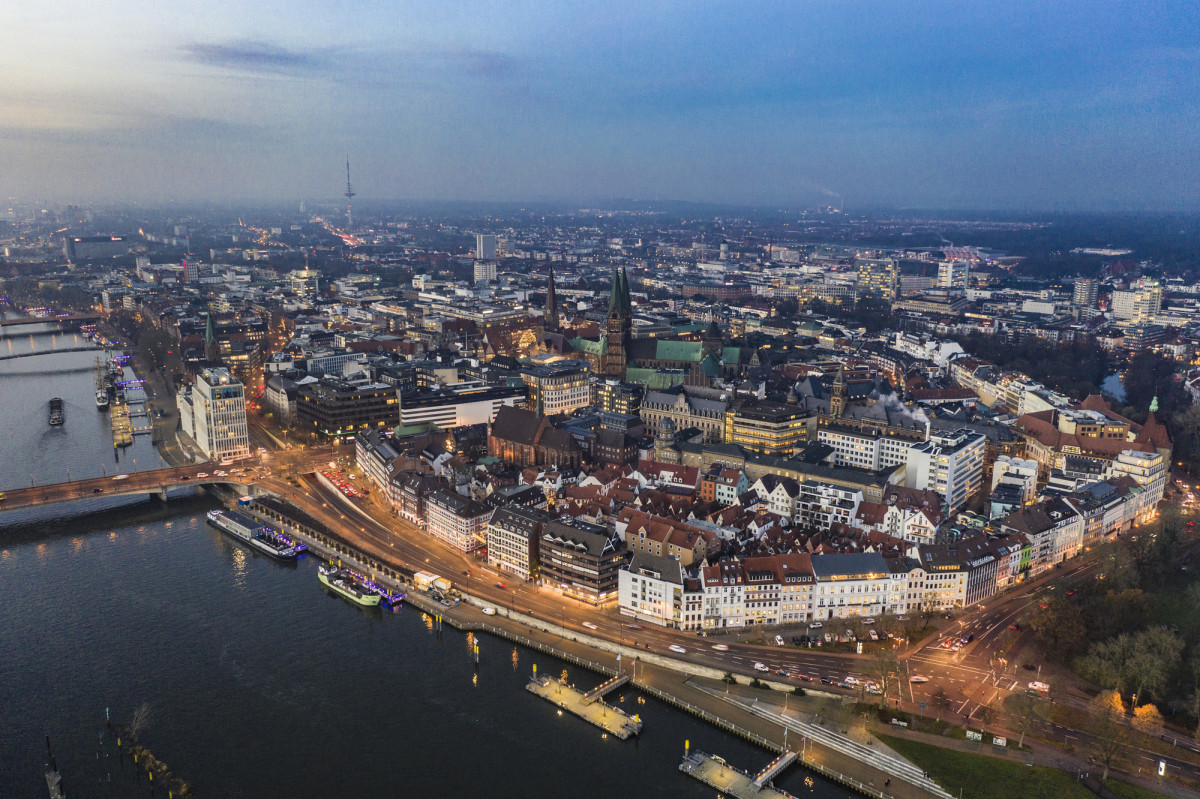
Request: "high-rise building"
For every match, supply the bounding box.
[937,260,970,291]
[604,267,632,379]
[1072,278,1098,308]
[473,261,497,284]
[904,428,987,511]
[1111,278,1162,322]
[475,233,498,260]
[856,258,898,301]
[289,268,320,299]
[176,367,251,461]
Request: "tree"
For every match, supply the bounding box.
[1126,627,1184,707]
[931,686,951,722]
[1033,595,1088,661]
[1132,704,1164,736]
[1004,691,1046,749]
[868,647,903,709]
[1088,690,1129,782]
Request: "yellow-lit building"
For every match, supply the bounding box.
[724,402,812,457]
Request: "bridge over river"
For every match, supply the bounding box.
[0,314,102,328]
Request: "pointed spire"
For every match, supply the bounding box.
[204,313,215,348]
[607,266,622,318]
[545,264,559,332]
[620,267,633,316]
[1149,395,1159,414]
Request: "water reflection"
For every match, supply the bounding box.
[231,547,248,587]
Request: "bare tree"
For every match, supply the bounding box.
[868,647,903,709]
[1088,690,1129,782]
[1004,690,1046,748]
[931,686,951,722]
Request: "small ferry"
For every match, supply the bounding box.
[318,564,381,607]
[48,397,65,426]
[96,389,110,410]
[205,510,297,560]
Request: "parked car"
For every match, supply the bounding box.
[868,629,879,641]
[481,607,497,616]
[809,622,823,629]
[862,617,875,625]
[774,635,785,646]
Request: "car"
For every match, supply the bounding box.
[481,607,497,616]
[179,475,189,480]
[862,617,875,625]
[668,645,686,654]
[843,676,860,685]
[819,676,834,685]
[952,643,962,651]
[838,680,855,689]
[582,622,598,630]
[113,474,129,481]
[774,635,785,646]
[440,600,454,607]
[92,487,103,493]
[868,629,879,641]
[798,673,816,682]
[711,644,730,651]
[214,470,227,476]
[196,472,209,478]
[909,675,930,683]
[626,624,643,630]
[1009,623,1020,631]
[866,683,882,695]
[775,669,789,677]
[809,622,823,629]
[495,582,507,589]
[962,633,974,643]
[753,662,769,672]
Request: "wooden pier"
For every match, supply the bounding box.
[526,675,643,739]
[680,751,798,799]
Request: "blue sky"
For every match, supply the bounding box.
[2,1,1197,210]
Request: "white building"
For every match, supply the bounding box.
[810,553,891,620]
[904,428,986,511]
[619,553,688,628]
[400,385,527,430]
[818,426,917,471]
[176,367,250,461]
[473,260,497,284]
[937,260,969,290]
[425,489,492,552]
[991,456,1039,505]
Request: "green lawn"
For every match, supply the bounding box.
[877,734,1094,799]
[1104,779,1174,799]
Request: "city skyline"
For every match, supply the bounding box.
[2,2,1198,210]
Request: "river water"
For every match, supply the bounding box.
[0,315,845,798]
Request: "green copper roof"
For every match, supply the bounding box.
[672,323,706,335]
[700,353,722,377]
[655,339,703,362]
[625,367,686,389]
[721,346,741,364]
[570,336,606,356]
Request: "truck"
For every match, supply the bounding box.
[414,571,440,591]
[433,576,452,593]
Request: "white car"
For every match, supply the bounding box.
[774,635,785,646]
[754,662,769,672]
[909,675,930,684]
[862,617,876,625]
[668,644,686,654]
[711,644,730,652]
[843,675,860,685]
[214,470,227,476]
[868,629,879,641]
[481,607,497,616]
[196,472,209,478]
[809,622,823,629]
[582,621,598,630]
[113,474,129,480]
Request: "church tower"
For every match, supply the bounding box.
[544,264,559,333]
[203,313,220,363]
[604,266,631,379]
[830,365,848,419]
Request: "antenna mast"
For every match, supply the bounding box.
[343,153,356,227]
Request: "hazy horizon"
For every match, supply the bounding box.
[3,2,1198,211]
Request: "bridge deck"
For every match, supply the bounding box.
[680,752,797,799]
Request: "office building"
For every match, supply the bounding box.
[724,401,810,457]
[487,505,551,581]
[176,367,251,461]
[295,378,399,439]
[475,233,498,260]
[937,260,969,290]
[521,359,591,415]
[426,489,493,552]
[855,258,898,301]
[538,519,627,604]
[904,428,987,511]
[399,385,526,430]
[473,261,497,284]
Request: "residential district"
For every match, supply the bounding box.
[3,205,1200,795]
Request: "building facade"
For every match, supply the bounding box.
[176,367,251,461]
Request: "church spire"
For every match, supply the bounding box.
[830,365,847,419]
[544,264,559,332]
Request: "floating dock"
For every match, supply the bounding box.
[680,751,798,799]
[526,675,643,739]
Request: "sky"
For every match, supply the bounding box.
[2,1,1198,211]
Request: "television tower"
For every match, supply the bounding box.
[343,153,356,227]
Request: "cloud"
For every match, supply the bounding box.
[182,39,330,74]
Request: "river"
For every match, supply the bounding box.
[0,317,845,798]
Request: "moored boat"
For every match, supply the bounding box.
[96,389,110,410]
[206,510,297,560]
[318,564,381,607]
